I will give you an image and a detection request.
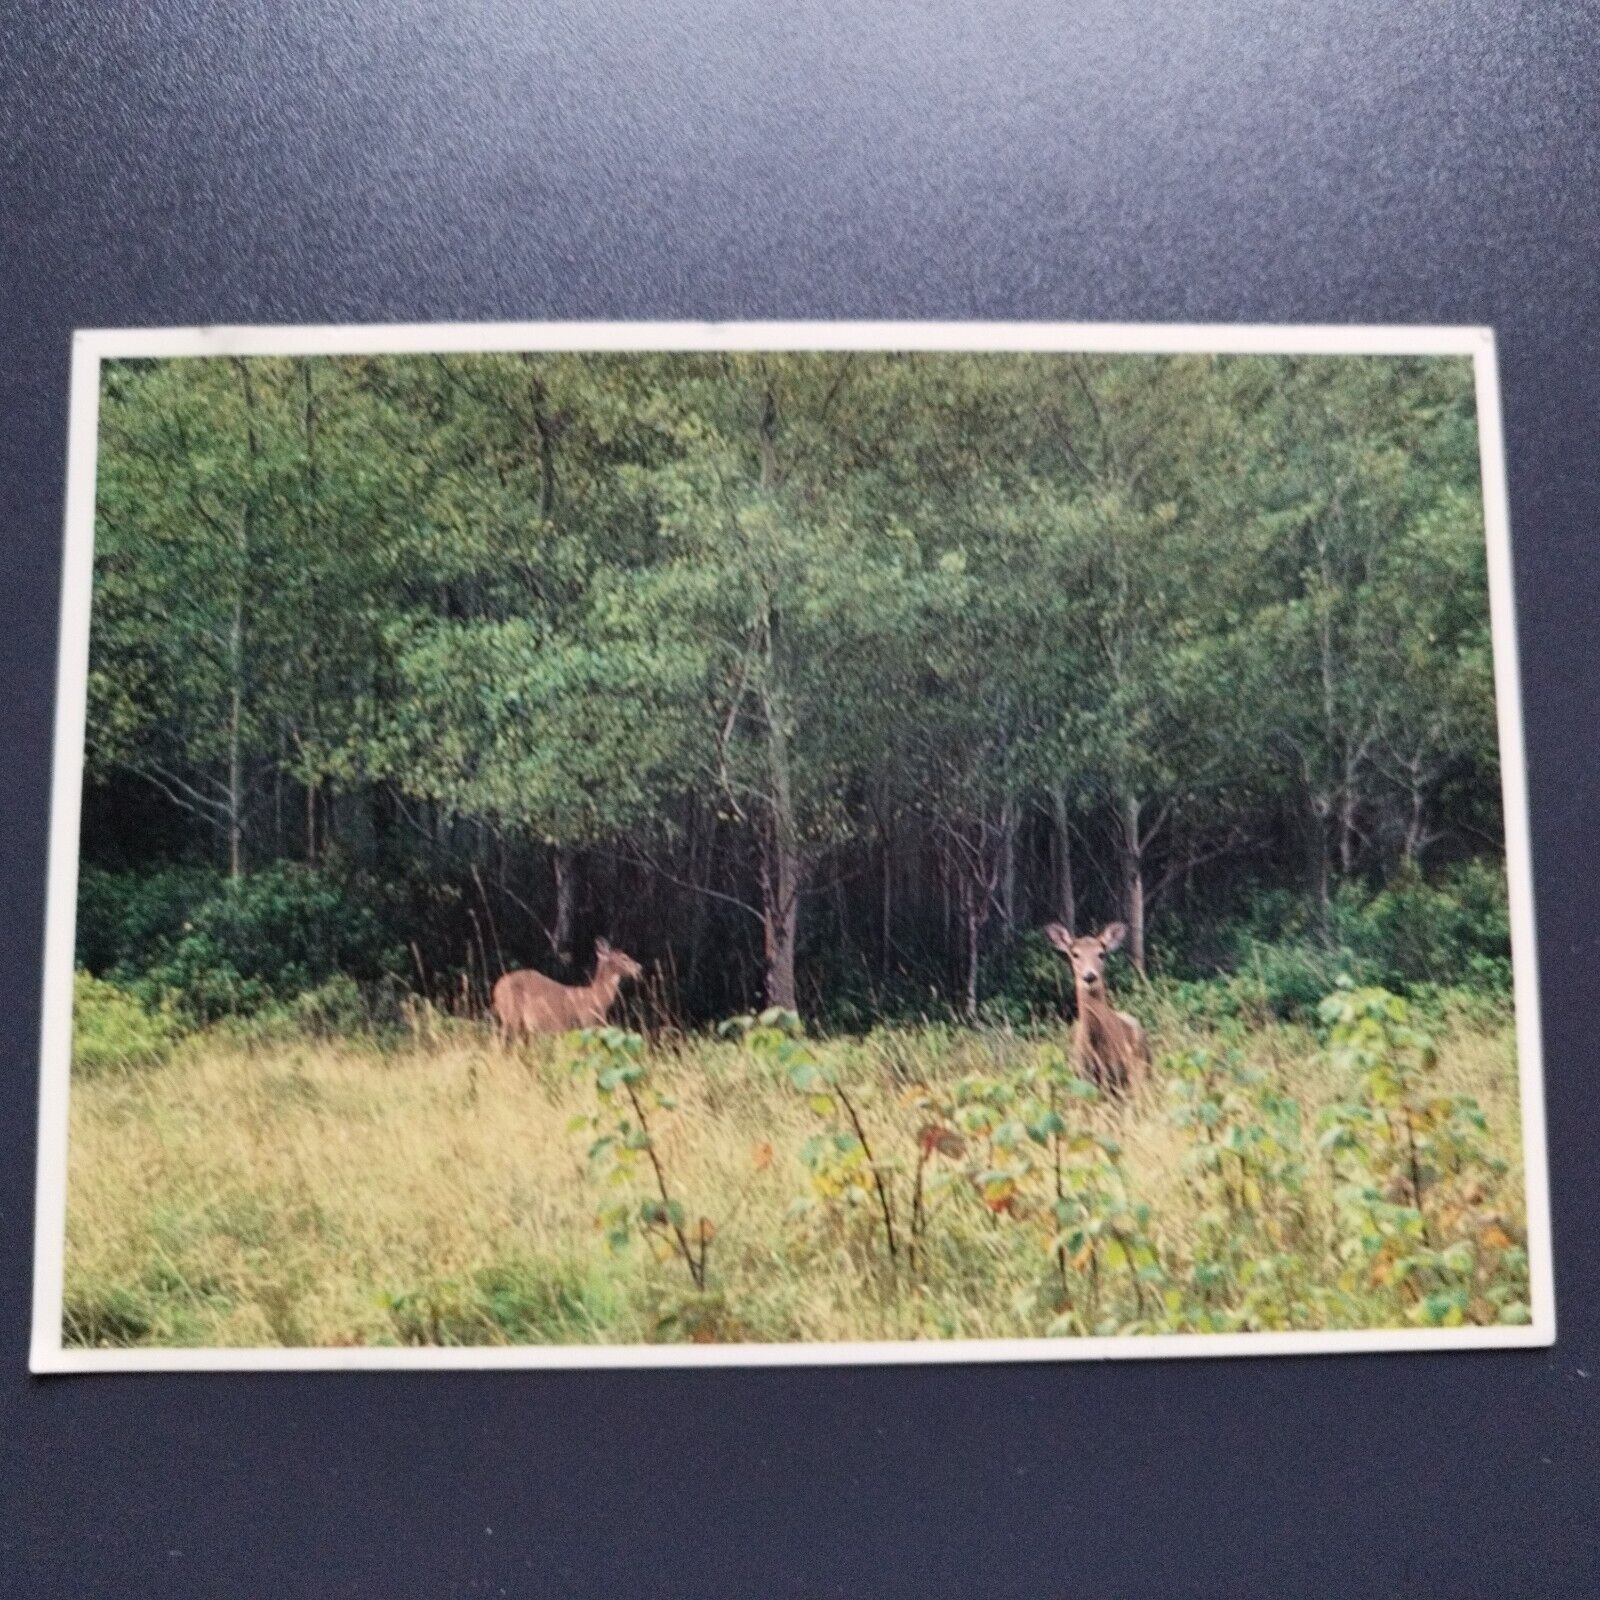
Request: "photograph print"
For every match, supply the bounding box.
[32,323,1553,1370]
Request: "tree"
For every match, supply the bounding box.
[604,353,932,1008]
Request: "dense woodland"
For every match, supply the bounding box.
[79,348,1508,1027]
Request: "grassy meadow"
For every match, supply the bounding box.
[62,989,1531,1351]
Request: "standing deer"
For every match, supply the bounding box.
[1044,921,1151,1098]
[492,937,644,1043]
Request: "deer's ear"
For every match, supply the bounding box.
[1099,922,1128,953]
[1043,923,1075,954]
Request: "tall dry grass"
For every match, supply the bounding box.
[61,1003,1527,1349]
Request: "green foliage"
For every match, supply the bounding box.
[733,1009,1170,1332]
[566,1026,711,1288]
[83,348,1507,1023]
[71,971,186,1076]
[1337,860,1512,991]
[292,974,371,1039]
[76,865,218,975]
[381,1257,625,1346]
[1163,939,1374,1026]
[1166,1044,1313,1328]
[731,1009,907,1265]
[955,1048,1169,1335]
[80,864,404,1022]
[972,928,1080,1023]
[1145,861,1514,1025]
[1315,983,1525,1324]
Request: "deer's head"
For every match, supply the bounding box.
[1044,921,1128,996]
[594,938,644,984]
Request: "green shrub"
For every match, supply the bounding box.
[71,971,185,1076]
[1228,937,1380,1021]
[75,865,217,976]
[79,863,406,1022]
[1333,860,1511,991]
[1404,982,1514,1034]
[1150,860,1513,1024]
[976,928,1075,1023]
[806,948,965,1031]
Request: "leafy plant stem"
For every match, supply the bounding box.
[623,1078,705,1289]
[835,1083,899,1265]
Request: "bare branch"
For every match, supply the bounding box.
[609,842,766,926]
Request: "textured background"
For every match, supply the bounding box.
[3,4,1598,1594]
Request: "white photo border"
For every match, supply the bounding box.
[30,321,1555,1373]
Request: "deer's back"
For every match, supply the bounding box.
[493,968,596,1034]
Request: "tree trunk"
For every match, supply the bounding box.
[551,846,578,969]
[226,356,261,882]
[934,851,947,960]
[948,819,994,1022]
[227,636,243,880]
[754,392,802,1013]
[761,836,802,1012]
[1402,762,1428,870]
[1307,793,1332,931]
[760,607,802,1013]
[1118,792,1147,976]
[1051,786,1077,931]
[879,828,893,980]
[1338,784,1358,876]
[369,783,397,865]
[682,803,709,1000]
[964,896,982,1022]
[997,797,1018,935]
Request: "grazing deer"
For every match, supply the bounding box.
[492,938,643,1043]
[1044,921,1151,1098]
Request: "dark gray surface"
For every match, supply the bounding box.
[3,4,1597,1594]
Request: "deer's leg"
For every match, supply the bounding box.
[1078,1048,1108,1098]
[1119,1056,1139,1099]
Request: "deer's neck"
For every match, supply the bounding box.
[1076,984,1116,1025]
[587,967,621,1011]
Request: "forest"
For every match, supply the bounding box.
[79,347,1507,1029]
[61,345,1531,1350]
